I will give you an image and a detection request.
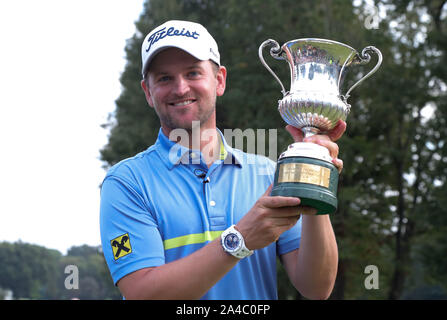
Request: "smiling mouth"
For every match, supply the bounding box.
[169,99,196,107]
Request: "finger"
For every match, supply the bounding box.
[332,158,343,174]
[271,215,301,227]
[305,137,339,159]
[269,205,303,218]
[327,120,346,142]
[261,196,301,209]
[285,125,304,142]
[276,216,302,235]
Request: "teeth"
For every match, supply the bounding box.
[172,100,194,106]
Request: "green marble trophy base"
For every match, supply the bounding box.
[271,142,339,215]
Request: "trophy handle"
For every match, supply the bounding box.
[259,39,288,97]
[341,46,383,104]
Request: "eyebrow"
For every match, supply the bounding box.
[184,62,205,70]
[150,62,204,76]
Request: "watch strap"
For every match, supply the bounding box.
[221,225,254,259]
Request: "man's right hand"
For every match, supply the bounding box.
[235,184,304,250]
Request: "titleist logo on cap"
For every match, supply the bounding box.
[145,26,200,53]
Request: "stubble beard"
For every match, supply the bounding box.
[156,96,217,134]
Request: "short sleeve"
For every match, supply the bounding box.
[100,176,165,285]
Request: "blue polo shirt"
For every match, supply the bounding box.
[100,128,301,299]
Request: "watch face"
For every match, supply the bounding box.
[224,233,240,250]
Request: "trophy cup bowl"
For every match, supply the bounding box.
[259,38,382,214]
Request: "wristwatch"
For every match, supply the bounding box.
[221,225,254,259]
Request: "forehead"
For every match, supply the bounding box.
[148,48,205,74]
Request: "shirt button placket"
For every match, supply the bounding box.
[205,170,226,230]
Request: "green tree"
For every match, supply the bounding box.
[0,242,121,299]
[385,0,447,299]
[0,241,61,299]
[59,245,121,299]
[341,0,447,299]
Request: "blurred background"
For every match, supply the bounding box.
[0,0,446,300]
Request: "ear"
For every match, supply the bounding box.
[141,79,154,108]
[216,66,227,97]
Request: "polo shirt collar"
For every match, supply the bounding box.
[218,130,243,166]
[155,127,243,170]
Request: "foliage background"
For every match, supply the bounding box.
[1,0,446,300]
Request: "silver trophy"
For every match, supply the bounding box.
[259,38,382,214]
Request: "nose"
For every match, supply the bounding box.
[172,76,190,97]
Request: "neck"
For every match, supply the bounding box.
[164,123,220,168]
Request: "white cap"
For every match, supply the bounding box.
[141,20,220,77]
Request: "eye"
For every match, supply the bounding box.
[157,75,171,83]
[187,70,201,78]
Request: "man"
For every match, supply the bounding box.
[100,20,345,300]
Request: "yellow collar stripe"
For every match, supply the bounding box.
[219,136,227,160]
[163,230,223,250]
